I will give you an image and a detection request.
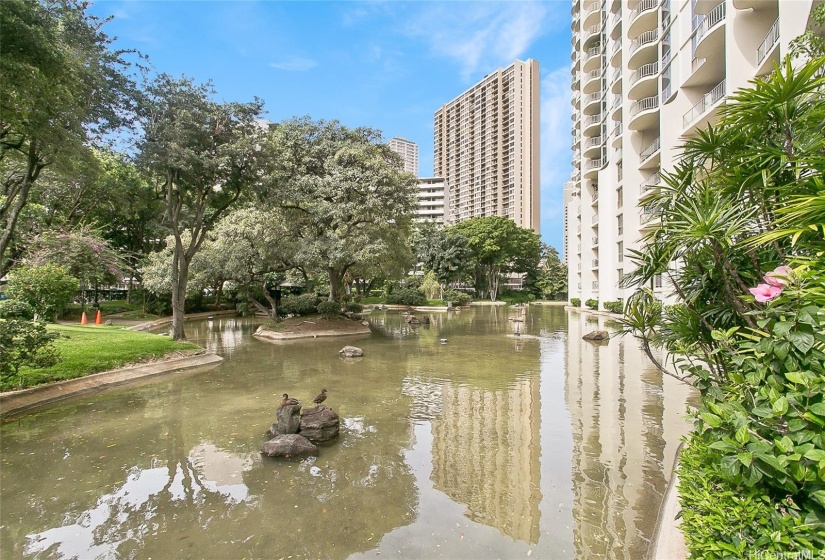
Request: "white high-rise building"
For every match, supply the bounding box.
[434,59,541,232]
[387,137,419,176]
[416,177,449,224]
[566,0,815,305]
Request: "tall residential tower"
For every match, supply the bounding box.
[387,137,419,176]
[434,59,541,232]
[566,0,814,305]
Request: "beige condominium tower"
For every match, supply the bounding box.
[434,59,541,233]
[387,137,419,176]
[566,0,815,306]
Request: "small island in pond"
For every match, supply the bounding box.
[253,315,371,341]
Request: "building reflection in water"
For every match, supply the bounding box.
[565,311,696,559]
[429,376,542,543]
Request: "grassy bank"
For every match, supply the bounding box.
[4,325,199,392]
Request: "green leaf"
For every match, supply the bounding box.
[810,402,825,416]
[700,412,722,428]
[772,397,789,416]
[812,490,825,509]
[755,452,787,473]
[752,406,774,418]
[804,449,825,462]
[773,321,793,337]
[735,425,750,445]
[789,331,815,353]
[784,371,809,385]
[775,436,794,453]
[737,452,753,467]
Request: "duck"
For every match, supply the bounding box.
[313,388,328,407]
[281,393,301,407]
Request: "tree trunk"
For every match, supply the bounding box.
[328,267,339,302]
[0,142,44,277]
[214,281,223,307]
[170,243,190,341]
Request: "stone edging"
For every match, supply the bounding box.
[649,443,687,559]
[253,324,371,341]
[0,353,224,418]
[127,309,239,332]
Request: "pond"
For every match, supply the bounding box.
[0,305,695,559]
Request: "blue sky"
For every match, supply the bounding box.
[90,0,574,251]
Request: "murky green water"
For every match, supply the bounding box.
[0,306,695,559]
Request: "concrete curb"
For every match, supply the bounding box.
[252,325,371,342]
[127,309,238,332]
[0,353,224,418]
[649,443,687,560]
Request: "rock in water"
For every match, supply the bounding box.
[582,330,610,341]
[260,434,318,457]
[300,406,340,442]
[339,345,363,358]
[269,403,301,435]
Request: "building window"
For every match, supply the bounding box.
[654,274,663,288]
[617,186,623,209]
[617,214,623,236]
[617,161,623,182]
[618,241,623,262]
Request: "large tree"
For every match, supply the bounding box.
[263,117,418,301]
[0,0,140,276]
[449,216,542,301]
[137,75,265,340]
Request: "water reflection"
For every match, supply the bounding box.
[1,306,695,559]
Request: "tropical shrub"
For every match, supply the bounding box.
[386,287,426,306]
[603,300,623,313]
[316,301,341,317]
[7,264,77,321]
[570,298,581,307]
[585,298,598,310]
[344,302,363,313]
[442,288,471,307]
[0,317,61,387]
[0,299,34,320]
[279,294,319,316]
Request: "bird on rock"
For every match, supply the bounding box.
[281,393,301,407]
[313,388,328,408]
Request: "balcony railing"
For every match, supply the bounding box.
[629,62,659,86]
[683,80,726,127]
[584,113,603,128]
[585,136,604,149]
[592,213,599,225]
[694,2,726,46]
[611,122,623,138]
[640,172,661,193]
[629,29,658,56]
[586,158,604,171]
[585,91,602,106]
[611,67,622,84]
[630,0,658,24]
[640,137,661,161]
[592,258,599,267]
[592,281,600,289]
[757,18,780,65]
[630,95,659,117]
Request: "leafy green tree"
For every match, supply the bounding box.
[262,117,418,302]
[527,244,567,300]
[449,216,542,301]
[7,263,77,321]
[415,225,472,288]
[0,300,60,389]
[24,227,126,307]
[0,0,141,277]
[137,75,265,340]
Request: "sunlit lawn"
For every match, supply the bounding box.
[6,324,199,391]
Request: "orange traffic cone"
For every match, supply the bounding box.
[95,309,102,325]
[80,312,88,325]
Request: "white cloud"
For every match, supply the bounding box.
[269,57,318,72]
[403,1,550,81]
[539,65,573,250]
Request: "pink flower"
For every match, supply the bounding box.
[749,283,782,303]
[764,265,792,287]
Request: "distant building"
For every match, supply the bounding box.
[434,59,540,232]
[415,177,448,224]
[387,137,419,176]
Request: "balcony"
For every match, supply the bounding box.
[583,67,603,94]
[628,62,659,100]
[583,158,604,180]
[692,2,726,60]
[757,18,780,74]
[611,93,623,120]
[611,122,623,146]
[583,45,604,73]
[640,172,662,194]
[584,24,602,47]
[592,213,600,225]
[628,29,659,68]
[639,137,661,169]
[583,1,601,27]
[610,12,622,38]
[583,135,603,157]
[628,0,659,39]
[583,113,603,137]
[592,258,599,267]
[592,281,600,290]
[610,40,622,67]
[628,95,659,131]
[683,79,726,130]
[732,0,771,10]
[571,91,581,108]
[583,91,602,115]
[641,205,661,227]
[610,67,623,93]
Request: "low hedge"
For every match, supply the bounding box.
[585,298,599,310]
[603,300,623,313]
[386,287,426,306]
[279,294,320,316]
[678,437,825,558]
[316,301,342,317]
[570,298,581,307]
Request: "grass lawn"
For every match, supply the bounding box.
[5,324,200,392]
